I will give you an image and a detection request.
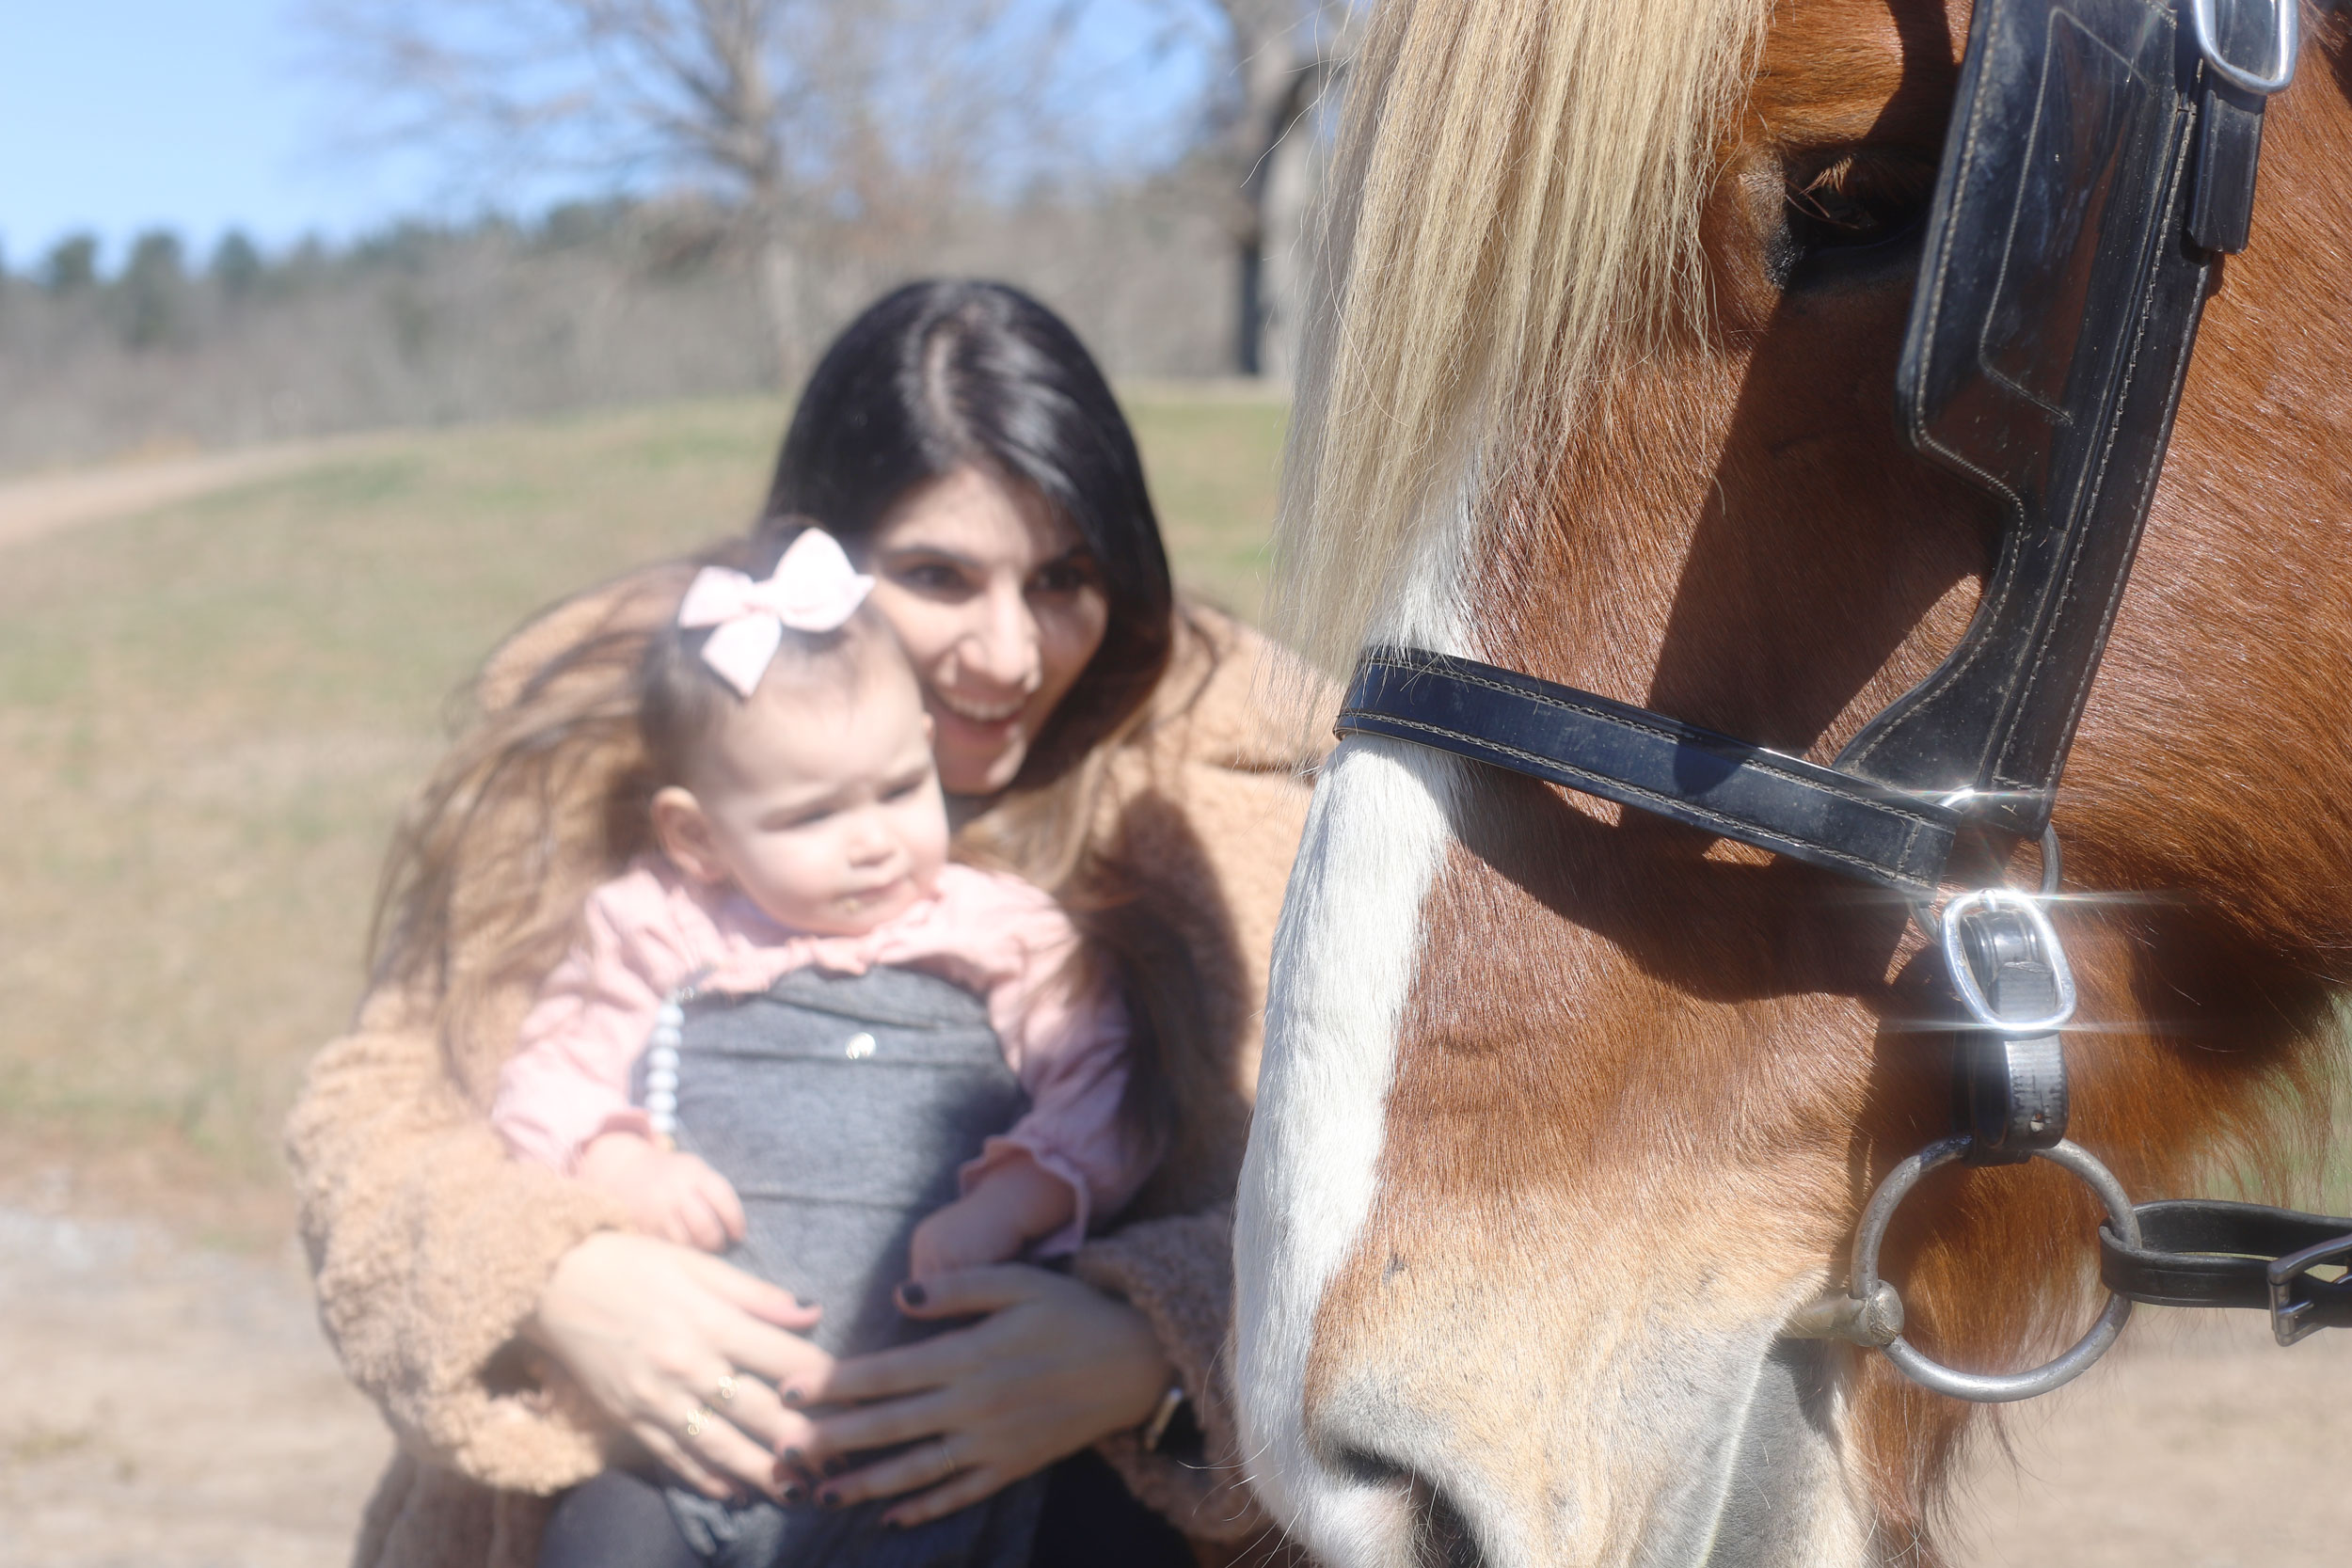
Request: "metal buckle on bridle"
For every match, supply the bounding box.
[2189,0,2299,98]
[1796,811,2143,1400]
[1939,886,2074,1037]
[1916,805,2075,1167]
[2185,0,2299,251]
[2268,1232,2352,1347]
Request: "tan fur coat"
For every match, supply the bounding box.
[285,568,1319,1568]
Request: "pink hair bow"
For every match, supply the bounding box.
[676,529,876,697]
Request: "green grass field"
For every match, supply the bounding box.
[0,390,1285,1240]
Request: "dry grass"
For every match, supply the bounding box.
[0,390,1285,1243]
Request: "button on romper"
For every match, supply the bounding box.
[637,964,1049,1568]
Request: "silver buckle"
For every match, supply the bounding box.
[1939,886,2079,1035]
[2265,1231,2352,1347]
[2189,0,2299,98]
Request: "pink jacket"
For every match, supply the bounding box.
[491,859,1144,1253]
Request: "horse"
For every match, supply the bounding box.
[1233,0,2352,1560]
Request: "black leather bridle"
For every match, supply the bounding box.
[1334,0,2352,1399]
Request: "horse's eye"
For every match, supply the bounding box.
[1778,150,1937,280]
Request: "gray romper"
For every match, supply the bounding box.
[636,964,1050,1568]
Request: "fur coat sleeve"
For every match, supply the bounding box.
[289,571,691,1499]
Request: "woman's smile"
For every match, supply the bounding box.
[934,690,1027,725]
[864,466,1110,797]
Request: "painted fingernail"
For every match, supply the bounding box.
[899,1281,928,1307]
[783,1446,804,1465]
[822,1456,847,1478]
[781,1387,805,1407]
[818,1488,841,1510]
[782,1484,805,1505]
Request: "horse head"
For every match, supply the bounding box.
[1237,0,2352,1561]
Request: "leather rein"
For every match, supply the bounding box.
[1334,0,2352,1401]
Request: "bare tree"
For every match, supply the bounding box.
[1200,0,1356,379]
[302,0,1076,381]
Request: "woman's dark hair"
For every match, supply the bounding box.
[759,279,1174,788]
[766,281,1195,1162]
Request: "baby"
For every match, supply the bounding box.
[493,528,1148,1568]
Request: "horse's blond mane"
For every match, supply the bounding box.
[1275,0,1772,676]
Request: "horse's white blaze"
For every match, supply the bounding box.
[1238,474,1881,1565]
[1235,491,1478,1565]
[1235,734,1466,1562]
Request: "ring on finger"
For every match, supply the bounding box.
[933,1436,960,1481]
[683,1404,714,1440]
[711,1372,740,1405]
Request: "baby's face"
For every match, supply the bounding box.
[675,654,949,936]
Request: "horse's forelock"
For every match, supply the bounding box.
[1273,0,1774,683]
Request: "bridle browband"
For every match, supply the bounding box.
[1335,0,2352,1400]
[1340,649,1962,893]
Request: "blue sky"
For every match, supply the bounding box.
[1,0,425,269]
[0,1,1214,276]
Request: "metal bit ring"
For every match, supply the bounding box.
[1851,1134,2138,1402]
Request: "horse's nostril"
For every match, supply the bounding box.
[1416,1487,1480,1568]
[1332,1449,1482,1567]
[1332,1445,1406,1487]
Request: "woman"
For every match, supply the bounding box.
[286,280,1318,1567]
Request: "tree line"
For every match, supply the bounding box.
[0,177,1236,472]
[0,0,1350,472]
[298,0,1352,378]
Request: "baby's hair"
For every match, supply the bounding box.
[636,525,895,790]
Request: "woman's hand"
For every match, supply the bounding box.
[527,1231,832,1499]
[782,1264,1172,1528]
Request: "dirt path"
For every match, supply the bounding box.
[0,436,389,552]
[1955,1309,2352,1566]
[0,1198,389,1568]
[0,1192,2342,1567]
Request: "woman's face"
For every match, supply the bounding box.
[863,465,1110,796]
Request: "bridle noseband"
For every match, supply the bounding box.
[1335,0,2352,1400]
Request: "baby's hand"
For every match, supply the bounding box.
[576,1132,746,1253]
[907,1197,1028,1279]
[907,1158,1076,1279]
